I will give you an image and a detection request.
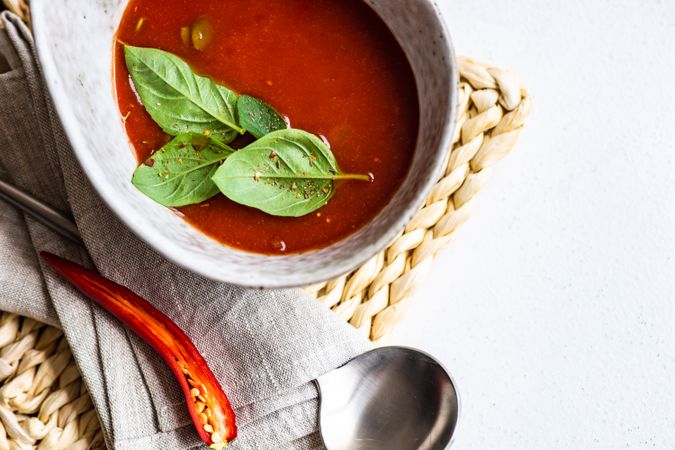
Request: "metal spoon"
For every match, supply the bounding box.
[0,179,461,448]
[317,346,459,450]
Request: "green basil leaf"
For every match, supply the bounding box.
[124,46,245,142]
[211,129,369,217]
[236,95,287,139]
[132,133,233,207]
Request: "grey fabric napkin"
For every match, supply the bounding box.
[0,12,370,450]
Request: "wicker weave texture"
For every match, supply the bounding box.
[0,313,103,449]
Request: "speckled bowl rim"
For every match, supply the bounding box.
[31,0,457,288]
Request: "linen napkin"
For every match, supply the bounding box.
[0,11,370,450]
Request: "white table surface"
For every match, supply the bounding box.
[389,1,675,448]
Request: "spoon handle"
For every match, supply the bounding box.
[0,178,83,245]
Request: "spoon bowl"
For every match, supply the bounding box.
[316,346,459,450]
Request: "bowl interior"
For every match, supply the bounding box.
[32,0,456,288]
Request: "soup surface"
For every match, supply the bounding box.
[114,0,419,254]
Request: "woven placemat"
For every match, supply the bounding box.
[0,2,531,448]
[0,313,104,449]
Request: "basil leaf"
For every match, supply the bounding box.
[124,45,245,142]
[132,133,233,207]
[211,129,369,217]
[236,95,287,139]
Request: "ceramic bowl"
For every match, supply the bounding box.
[31,0,457,288]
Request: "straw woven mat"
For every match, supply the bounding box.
[0,1,531,448]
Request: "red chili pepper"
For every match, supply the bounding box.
[40,252,237,449]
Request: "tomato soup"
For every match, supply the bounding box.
[114,0,419,254]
